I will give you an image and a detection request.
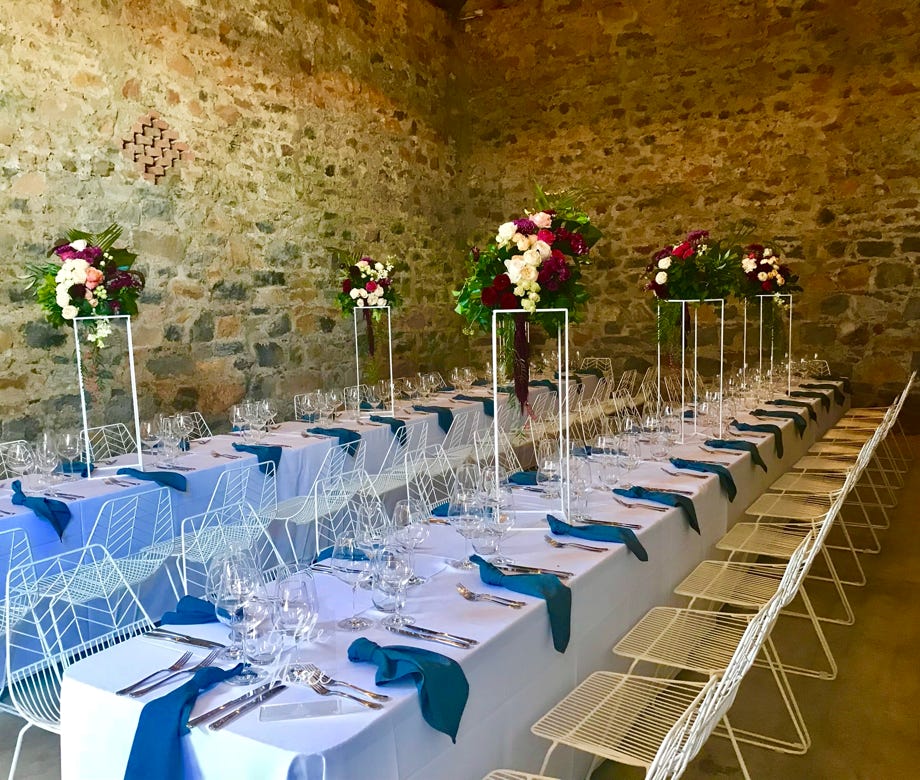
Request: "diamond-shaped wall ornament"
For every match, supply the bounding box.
[121,111,190,184]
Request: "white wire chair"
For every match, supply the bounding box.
[5,544,154,780]
[206,460,278,516]
[311,470,391,556]
[483,772,560,780]
[85,423,137,461]
[440,406,485,468]
[0,528,33,716]
[368,419,430,499]
[183,411,213,441]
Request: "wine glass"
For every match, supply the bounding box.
[33,435,59,492]
[448,495,482,570]
[536,440,561,499]
[274,571,320,660]
[7,442,35,488]
[211,555,262,686]
[331,536,372,631]
[139,420,160,457]
[375,545,413,628]
[55,432,83,479]
[158,417,182,467]
[241,595,283,684]
[174,412,194,451]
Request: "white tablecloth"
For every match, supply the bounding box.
[59,385,844,780]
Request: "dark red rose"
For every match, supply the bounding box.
[481,286,498,307]
[377,277,391,287]
[569,234,587,255]
[551,248,566,262]
[762,281,772,291]
[499,292,519,310]
[545,279,560,292]
[68,283,86,299]
[365,281,378,293]
[672,242,694,259]
[342,279,352,293]
[493,273,511,291]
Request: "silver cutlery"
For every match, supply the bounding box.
[129,648,221,697]
[209,683,287,730]
[582,517,643,530]
[298,663,390,702]
[544,535,607,553]
[145,629,226,650]
[405,623,479,647]
[163,464,196,471]
[43,490,83,501]
[117,651,192,696]
[384,624,472,649]
[660,466,710,480]
[211,451,242,460]
[456,582,524,608]
[497,562,573,579]
[697,446,736,459]
[104,477,141,488]
[635,485,695,496]
[305,678,384,710]
[188,681,275,728]
[612,495,669,513]
[728,428,769,439]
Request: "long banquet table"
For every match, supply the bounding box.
[57,383,845,780]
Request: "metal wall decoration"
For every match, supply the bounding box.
[121,111,190,184]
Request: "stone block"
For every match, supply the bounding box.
[190,312,214,342]
[873,262,913,289]
[856,241,894,257]
[147,354,195,378]
[254,342,284,367]
[23,321,68,349]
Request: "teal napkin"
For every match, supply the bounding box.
[438,384,456,392]
[300,413,319,423]
[683,410,695,419]
[160,596,217,625]
[565,373,582,384]
[124,664,243,780]
[413,405,454,434]
[669,457,737,501]
[57,460,95,477]
[811,373,851,393]
[508,470,538,486]
[10,480,71,539]
[790,390,831,411]
[731,420,784,458]
[469,554,571,653]
[431,503,451,518]
[307,427,361,456]
[752,408,807,436]
[231,442,282,474]
[801,383,845,405]
[613,486,700,534]
[179,438,190,452]
[547,514,648,561]
[117,467,187,492]
[704,439,768,471]
[369,415,407,445]
[529,379,559,394]
[453,394,495,417]
[769,399,818,421]
[472,378,489,387]
[347,637,468,742]
[313,545,369,563]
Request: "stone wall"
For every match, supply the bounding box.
[2,0,918,436]
[458,0,920,426]
[0,0,470,437]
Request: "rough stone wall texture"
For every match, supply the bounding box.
[459,0,920,426]
[1,0,918,436]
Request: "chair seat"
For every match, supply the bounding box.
[772,471,847,493]
[531,671,707,767]
[483,772,560,780]
[718,523,810,559]
[674,560,787,609]
[745,492,832,521]
[614,606,753,675]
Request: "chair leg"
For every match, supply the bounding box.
[7,722,31,780]
[720,715,752,780]
[778,584,838,680]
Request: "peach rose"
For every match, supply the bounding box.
[84,267,104,291]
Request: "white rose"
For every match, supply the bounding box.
[70,239,87,252]
[56,289,71,307]
[763,248,773,258]
[776,276,785,286]
[657,257,672,270]
[515,233,536,252]
[522,248,542,266]
[655,271,668,285]
[533,240,552,259]
[505,257,525,283]
[519,264,538,283]
[356,298,365,307]
[496,222,516,244]
[349,288,361,299]
[528,291,540,302]
[741,258,757,273]
[61,304,78,320]
[357,259,369,267]
[757,272,768,282]
[375,262,384,271]
[530,212,552,229]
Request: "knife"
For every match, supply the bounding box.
[208,683,287,730]
[498,563,573,579]
[146,629,226,650]
[188,682,275,728]
[384,624,472,649]
[582,517,643,530]
[404,623,479,647]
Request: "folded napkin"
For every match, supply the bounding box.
[117,467,188,492]
[437,384,456,392]
[811,373,851,393]
[347,638,468,742]
[731,420,784,458]
[299,413,319,423]
[359,400,387,410]
[613,486,700,534]
[160,596,217,626]
[566,373,582,384]
[124,664,243,780]
[529,379,559,394]
[683,410,695,419]
[469,554,571,653]
[313,545,369,563]
[57,460,95,477]
[547,514,648,561]
[790,390,831,411]
[508,470,538,486]
[704,439,768,471]
[801,383,845,405]
[572,445,622,458]
[769,398,818,421]
[369,415,408,445]
[231,442,282,474]
[669,457,737,501]
[752,408,807,436]
[472,378,489,386]
[10,480,71,539]
[453,394,495,417]
[307,427,362,456]
[412,405,454,434]
[431,502,451,518]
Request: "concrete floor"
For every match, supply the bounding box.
[1,439,917,780]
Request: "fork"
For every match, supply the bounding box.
[105,477,140,488]
[129,648,221,697]
[660,466,709,480]
[116,651,192,695]
[544,535,607,553]
[211,451,242,460]
[612,495,669,513]
[306,678,384,709]
[300,664,390,701]
[456,582,525,608]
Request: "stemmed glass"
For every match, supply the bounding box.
[568,456,593,521]
[274,571,320,663]
[392,499,429,581]
[33,435,59,492]
[375,545,413,628]
[139,420,160,458]
[536,440,561,499]
[481,467,515,564]
[331,536,372,631]
[158,417,182,467]
[241,595,284,684]
[174,412,194,451]
[448,495,483,570]
[210,552,262,686]
[7,443,35,488]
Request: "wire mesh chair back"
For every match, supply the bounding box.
[178,502,285,597]
[0,440,30,481]
[184,411,213,441]
[580,357,612,375]
[408,446,455,517]
[616,368,637,396]
[472,429,524,476]
[5,545,154,742]
[206,460,278,516]
[86,486,175,589]
[0,528,34,711]
[312,471,391,556]
[440,406,483,467]
[86,424,137,461]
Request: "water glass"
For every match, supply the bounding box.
[375,546,413,627]
[331,537,372,631]
[448,496,482,570]
[241,596,284,683]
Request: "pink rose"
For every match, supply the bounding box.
[365,281,378,293]
[84,267,104,291]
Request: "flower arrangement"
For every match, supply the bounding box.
[454,186,602,404]
[737,243,801,298]
[336,255,401,356]
[644,230,738,302]
[27,224,145,348]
